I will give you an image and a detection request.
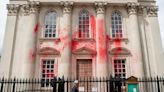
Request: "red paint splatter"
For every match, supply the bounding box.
[34,23,40,33]
[29,49,36,61]
[97,19,107,62]
[90,15,96,39]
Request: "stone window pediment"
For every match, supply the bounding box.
[109,47,131,56]
[73,47,96,55]
[39,47,60,55]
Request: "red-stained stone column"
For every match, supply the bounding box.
[59,1,73,78]
[95,2,108,77]
[10,2,40,78]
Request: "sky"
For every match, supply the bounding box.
[0,0,164,55]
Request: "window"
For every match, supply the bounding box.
[114,59,126,86]
[111,11,123,38]
[78,9,90,38]
[41,59,58,87]
[114,59,126,79]
[44,11,57,38]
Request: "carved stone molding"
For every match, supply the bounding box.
[138,5,145,16]
[126,2,139,15]
[39,47,60,55]
[60,1,74,14]
[73,47,96,55]
[109,47,131,56]
[146,6,158,17]
[7,4,20,16]
[20,1,40,15]
[20,4,31,15]
[95,2,107,14]
[29,1,40,14]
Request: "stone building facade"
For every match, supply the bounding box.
[0,0,164,81]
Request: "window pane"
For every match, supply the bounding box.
[41,59,57,87]
[79,10,90,38]
[114,59,126,78]
[111,11,123,38]
[44,11,57,38]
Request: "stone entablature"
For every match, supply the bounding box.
[27,0,138,3]
[7,1,158,17]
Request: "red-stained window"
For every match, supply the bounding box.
[114,59,126,86]
[79,9,90,38]
[41,59,58,87]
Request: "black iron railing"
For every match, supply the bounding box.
[0,77,164,92]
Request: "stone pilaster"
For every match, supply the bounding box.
[59,1,73,78]
[126,3,143,77]
[144,6,164,76]
[95,2,108,78]
[137,6,151,77]
[0,4,20,78]
[11,1,40,78]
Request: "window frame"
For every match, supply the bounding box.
[43,11,58,38]
[112,58,126,86]
[40,58,58,87]
[111,11,123,38]
[78,9,90,39]
[113,58,126,79]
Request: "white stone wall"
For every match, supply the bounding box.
[0,0,164,78]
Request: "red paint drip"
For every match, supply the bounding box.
[90,15,96,38]
[97,19,107,62]
[34,23,40,33]
[113,38,122,58]
[29,49,36,61]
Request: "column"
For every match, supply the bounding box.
[59,1,73,78]
[11,2,40,78]
[137,6,151,77]
[0,4,20,78]
[126,3,143,77]
[95,2,108,77]
[145,6,164,76]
